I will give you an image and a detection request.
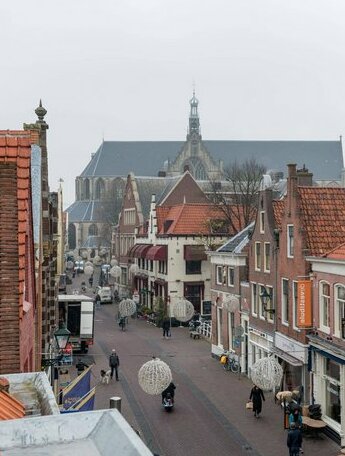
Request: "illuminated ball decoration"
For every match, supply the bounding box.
[129,263,139,274]
[100,248,107,257]
[110,258,118,267]
[119,299,137,317]
[81,251,88,259]
[85,261,93,267]
[250,356,283,391]
[110,265,121,278]
[138,357,172,395]
[84,265,94,276]
[172,299,194,322]
[223,296,239,313]
[93,256,102,266]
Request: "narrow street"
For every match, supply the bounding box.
[69,285,339,456]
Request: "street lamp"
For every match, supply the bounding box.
[43,325,71,400]
[259,287,275,315]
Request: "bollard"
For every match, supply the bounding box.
[110,396,122,413]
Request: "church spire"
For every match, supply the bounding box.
[189,90,200,135]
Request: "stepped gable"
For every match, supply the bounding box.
[298,186,345,256]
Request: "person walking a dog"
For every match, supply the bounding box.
[109,349,120,381]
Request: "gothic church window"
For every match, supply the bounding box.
[84,179,90,200]
[88,224,98,236]
[95,178,105,199]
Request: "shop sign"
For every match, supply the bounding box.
[297,280,312,328]
[275,332,308,363]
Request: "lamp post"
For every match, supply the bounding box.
[43,325,71,399]
[259,287,275,317]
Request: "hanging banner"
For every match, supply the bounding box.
[297,280,312,328]
[61,366,92,410]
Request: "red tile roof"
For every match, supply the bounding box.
[272,200,284,229]
[298,187,345,256]
[324,242,345,260]
[0,390,25,420]
[156,204,229,235]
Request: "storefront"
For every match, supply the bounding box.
[273,332,308,401]
[309,336,345,445]
[248,327,274,374]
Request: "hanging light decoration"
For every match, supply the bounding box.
[129,263,139,275]
[138,357,172,395]
[81,251,88,259]
[250,356,283,391]
[100,248,107,257]
[119,298,137,317]
[110,265,121,278]
[84,265,94,276]
[76,256,82,262]
[110,258,118,267]
[172,299,194,322]
[66,261,74,270]
[84,261,93,267]
[93,255,102,266]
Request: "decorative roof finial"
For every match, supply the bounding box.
[35,99,47,121]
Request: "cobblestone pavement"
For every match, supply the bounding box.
[66,274,340,456]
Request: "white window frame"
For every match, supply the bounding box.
[255,242,261,271]
[217,306,223,347]
[319,281,331,334]
[266,286,274,323]
[228,267,235,287]
[282,278,289,326]
[251,282,258,316]
[292,281,300,331]
[228,312,235,350]
[264,242,270,273]
[334,284,345,339]
[260,211,265,234]
[259,284,266,320]
[287,224,294,258]
[216,265,223,285]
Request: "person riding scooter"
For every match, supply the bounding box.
[162,381,176,404]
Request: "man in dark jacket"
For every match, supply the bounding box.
[287,422,302,456]
[162,318,171,339]
[162,381,176,404]
[109,349,120,380]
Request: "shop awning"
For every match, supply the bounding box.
[127,244,141,257]
[133,244,152,258]
[184,245,207,261]
[146,245,167,261]
[271,347,303,367]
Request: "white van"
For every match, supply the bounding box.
[96,286,112,304]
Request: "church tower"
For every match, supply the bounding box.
[165,91,223,181]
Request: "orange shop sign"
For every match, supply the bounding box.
[297,280,312,328]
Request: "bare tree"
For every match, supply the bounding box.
[209,158,266,234]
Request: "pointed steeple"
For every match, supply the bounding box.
[189,90,200,135]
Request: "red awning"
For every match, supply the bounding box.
[184,245,207,261]
[146,245,167,261]
[127,244,141,257]
[133,244,152,258]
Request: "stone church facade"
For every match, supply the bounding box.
[66,92,343,254]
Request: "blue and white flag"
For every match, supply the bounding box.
[61,366,92,410]
[68,387,96,412]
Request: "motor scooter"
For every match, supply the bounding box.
[162,392,174,412]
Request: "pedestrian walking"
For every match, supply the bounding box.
[287,422,303,456]
[109,349,120,381]
[288,408,302,429]
[249,384,265,418]
[162,317,171,339]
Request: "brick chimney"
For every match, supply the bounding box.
[296,164,313,186]
[287,164,297,216]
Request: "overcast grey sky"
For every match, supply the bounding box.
[1,0,345,206]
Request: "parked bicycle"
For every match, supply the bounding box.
[220,351,240,373]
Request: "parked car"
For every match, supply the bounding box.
[95,286,112,304]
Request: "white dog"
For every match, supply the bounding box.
[100,369,111,384]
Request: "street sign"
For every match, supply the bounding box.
[235,325,244,337]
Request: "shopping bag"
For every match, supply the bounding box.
[246,401,253,410]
